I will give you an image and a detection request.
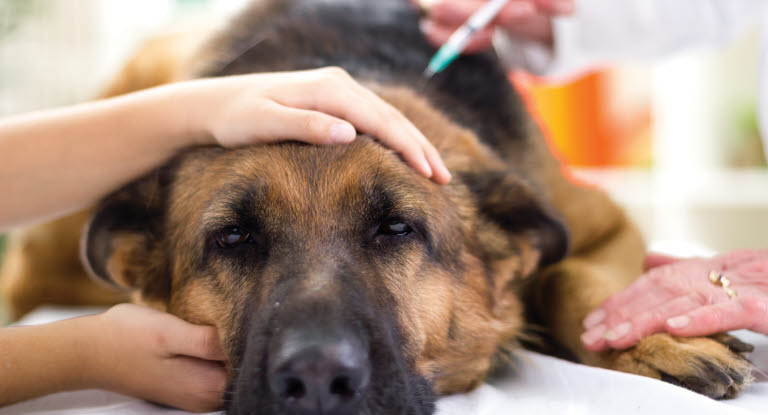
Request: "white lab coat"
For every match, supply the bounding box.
[494,0,768,160]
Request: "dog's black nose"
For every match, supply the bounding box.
[268,328,370,414]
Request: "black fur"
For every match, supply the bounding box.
[200,0,531,161]
[458,170,568,266]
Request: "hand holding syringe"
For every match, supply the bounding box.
[420,0,573,75]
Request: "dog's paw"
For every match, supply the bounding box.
[604,333,754,399]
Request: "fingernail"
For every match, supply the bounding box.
[330,123,356,143]
[667,315,691,329]
[604,322,631,341]
[437,163,451,183]
[422,159,434,178]
[581,325,606,345]
[583,309,606,329]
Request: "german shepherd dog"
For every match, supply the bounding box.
[1,0,754,414]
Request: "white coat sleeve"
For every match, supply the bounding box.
[494,0,768,78]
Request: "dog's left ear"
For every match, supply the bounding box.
[81,167,173,305]
[460,169,569,271]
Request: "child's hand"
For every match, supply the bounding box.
[90,304,226,412]
[177,67,451,184]
[418,0,574,53]
[0,67,450,231]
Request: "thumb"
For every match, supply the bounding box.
[261,104,357,145]
[166,322,226,361]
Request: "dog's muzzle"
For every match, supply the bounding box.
[267,325,371,414]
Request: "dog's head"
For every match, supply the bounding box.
[82,88,567,415]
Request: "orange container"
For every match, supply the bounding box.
[512,70,652,167]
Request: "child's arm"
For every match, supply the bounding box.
[0,304,226,412]
[0,67,450,231]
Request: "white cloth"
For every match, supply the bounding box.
[2,306,768,415]
[494,0,768,161]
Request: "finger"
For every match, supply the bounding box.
[257,101,358,145]
[496,2,542,26]
[583,272,671,329]
[602,295,703,350]
[169,324,226,361]
[273,69,445,181]
[531,0,575,15]
[598,277,660,314]
[734,258,768,276]
[583,263,690,329]
[718,249,768,270]
[427,0,535,27]
[378,126,434,180]
[643,253,683,271]
[426,1,552,45]
[347,82,451,183]
[665,301,752,337]
[742,296,768,334]
[599,262,720,330]
[423,141,452,184]
[583,296,696,351]
[157,357,227,412]
[325,87,434,179]
[425,0,482,27]
[583,295,699,351]
[419,19,495,53]
[605,262,697,314]
[581,324,608,351]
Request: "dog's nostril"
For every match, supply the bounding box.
[283,376,306,400]
[329,375,356,399]
[268,328,370,413]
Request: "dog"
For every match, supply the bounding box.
[0,1,754,414]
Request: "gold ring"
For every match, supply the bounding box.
[419,0,438,11]
[708,270,738,299]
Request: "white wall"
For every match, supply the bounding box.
[0,0,248,116]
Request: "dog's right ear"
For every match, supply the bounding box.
[81,168,173,303]
[459,169,569,270]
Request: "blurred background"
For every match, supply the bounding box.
[1,0,767,323]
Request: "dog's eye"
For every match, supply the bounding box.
[378,218,413,236]
[216,226,252,248]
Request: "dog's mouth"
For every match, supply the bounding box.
[225,299,436,415]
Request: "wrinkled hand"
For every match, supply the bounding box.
[417,0,574,53]
[581,250,768,351]
[91,304,227,412]
[183,67,450,184]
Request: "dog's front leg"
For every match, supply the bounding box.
[525,200,753,399]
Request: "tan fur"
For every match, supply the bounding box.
[100,29,211,96]
[1,211,126,318]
